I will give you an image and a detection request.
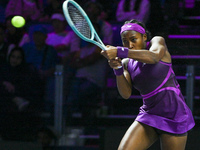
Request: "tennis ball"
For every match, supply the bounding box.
[11,16,26,28]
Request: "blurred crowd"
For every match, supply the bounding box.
[0,0,192,148]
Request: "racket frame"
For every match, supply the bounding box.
[62,0,107,50]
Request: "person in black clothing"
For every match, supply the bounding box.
[0,47,43,141]
[0,46,42,112]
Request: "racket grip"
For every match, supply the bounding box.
[113,66,124,76]
[117,46,129,58]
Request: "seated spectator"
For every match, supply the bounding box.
[0,23,9,66]
[65,2,113,118]
[46,13,71,64]
[5,0,41,22]
[0,47,42,112]
[5,16,30,55]
[46,13,76,101]
[116,0,150,24]
[66,38,108,118]
[0,47,43,140]
[22,25,58,112]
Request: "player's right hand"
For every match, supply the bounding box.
[101,45,117,60]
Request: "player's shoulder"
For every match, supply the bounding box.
[151,36,165,42]
[151,36,166,44]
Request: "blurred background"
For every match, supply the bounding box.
[0,0,200,149]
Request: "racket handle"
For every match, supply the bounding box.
[113,66,124,76]
[117,46,129,58]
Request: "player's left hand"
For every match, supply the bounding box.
[101,45,117,60]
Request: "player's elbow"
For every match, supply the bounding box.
[120,93,131,99]
[148,51,163,64]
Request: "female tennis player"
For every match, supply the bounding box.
[101,19,195,150]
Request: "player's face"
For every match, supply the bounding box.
[121,30,147,50]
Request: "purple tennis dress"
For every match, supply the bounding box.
[127,58,195,134]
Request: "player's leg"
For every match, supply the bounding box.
[118,121,158,150]
[160,132,187,150]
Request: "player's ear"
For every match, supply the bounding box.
[143,33,147,42]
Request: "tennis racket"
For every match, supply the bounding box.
[62,0,107,50]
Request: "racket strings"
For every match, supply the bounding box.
[68,4,91,39]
